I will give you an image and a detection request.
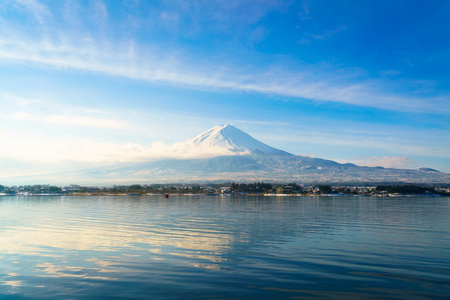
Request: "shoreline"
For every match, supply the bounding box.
[2,193,445,197]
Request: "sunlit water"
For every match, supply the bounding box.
[1,195,449,299]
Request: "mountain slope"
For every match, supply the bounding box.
[187,124,292,156]
[4,124,450,185]
[35,154,448,185]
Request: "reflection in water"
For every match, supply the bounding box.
[0,195,450,299]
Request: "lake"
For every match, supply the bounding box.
[1,195,449,299]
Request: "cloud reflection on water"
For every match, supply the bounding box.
[35,262,117,281]
[0,196,243,283]
[1,195,449,299]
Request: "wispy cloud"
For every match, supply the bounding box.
[381,70,402,76]
[0,127,244,177]
[352,156,414,169]
[262,127,450,159]
[93,0,108,22]
[0,35,447,115]
[13,0,52,24]
[299,25,346,44]
[0,2,448,115]
[10,112,127,129]
[1,93,42,106]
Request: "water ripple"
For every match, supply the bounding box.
[0,195,449,299]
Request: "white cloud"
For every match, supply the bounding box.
[14,0,52,24]
[93,0,108,22]
[261,127,450,159]
[10,112,127,129]
[303,25,346,41]
[1,36,445,114]
[10,112,32,120]
[1,94,42,106]
[0,4,448,115]
[381,70,402,76]
[354,156,414,169]
[0,128,244,176]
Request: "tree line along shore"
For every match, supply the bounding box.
[1,183,449,196]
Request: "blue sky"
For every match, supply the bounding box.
[0,0,449,178]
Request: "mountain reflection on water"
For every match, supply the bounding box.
[1,195,449,299]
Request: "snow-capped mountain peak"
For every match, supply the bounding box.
[188,124,292,156]
[6,124,449,185]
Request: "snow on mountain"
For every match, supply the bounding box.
[187,124,292,156]
[4,124,450,185]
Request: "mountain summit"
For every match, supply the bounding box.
[188,124,292,156]
[5,124,449,185]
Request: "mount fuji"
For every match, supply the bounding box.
[186,124,292,156]
[8,124,450,185]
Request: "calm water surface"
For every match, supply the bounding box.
[0,195,449,299]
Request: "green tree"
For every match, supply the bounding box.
[318,185,332,194]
